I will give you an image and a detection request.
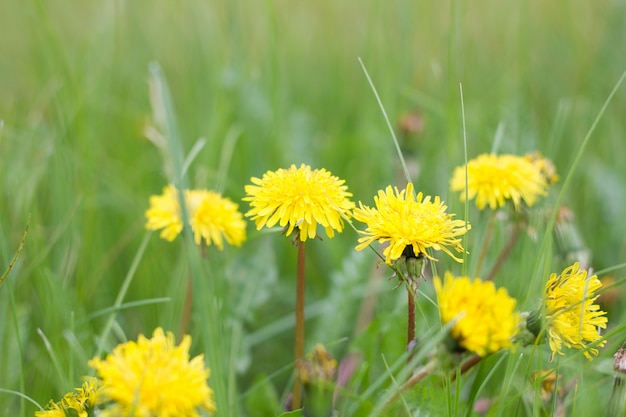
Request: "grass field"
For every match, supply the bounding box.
[1,1,626,416]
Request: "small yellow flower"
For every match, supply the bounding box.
[450,153,548,210]
[544,262,607,360]
[35,378,98,417]
[435,273,519,356]
[89,327,216,417]
[354,183,469,264]
[243,164,354,241]
[145,186,246,249]
[35,401,65,417]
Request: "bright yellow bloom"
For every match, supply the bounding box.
[145,185,183,241]
[35,378,98,417]
[353,183,469,264]
[145,186,246,249]
[188,190,247,249]
[243,164,354,241]
[435,273,519,356]
[544,262,607,360]
[450,153,548,210]
[89,327,216,417]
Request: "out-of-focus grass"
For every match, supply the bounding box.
[1,0,625,415]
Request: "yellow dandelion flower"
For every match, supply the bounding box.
[35,378,98,417]
[146,186,246,249]
[35,401,65,417]
[544,262,607,360]
[353,183,469,264]
[89,327,216,417]
[243,164,354,241]
[145,185,183,241]
[189,190,247,250]
[434,273,519,356]
[450,153,548,210]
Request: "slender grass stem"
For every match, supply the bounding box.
[292,240,306,410]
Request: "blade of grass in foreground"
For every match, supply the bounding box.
[1,219,28,417]
[94,231,152,357]
[148,62,236,416]
[530,68,626,299]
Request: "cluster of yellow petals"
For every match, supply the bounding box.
[243,164,354,241]
[353,183,469,264]
[89,328,215,417]
[145,185,246,249]
[35,378,98,417]
[435,273,519,356]
[450,153,549,210]
[544,262,607,360]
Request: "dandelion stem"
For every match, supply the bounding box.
[179,276,193,340]
[474,211,496,276]
[451,354,482,382]
[292,240,306,410]
[485,223,522,281]
[385,358,437,408]
[407,287,416,355]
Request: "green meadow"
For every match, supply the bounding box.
[1,1,626,415]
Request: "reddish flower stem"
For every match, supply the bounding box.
[292,240,306,410]
[407,288,416,355]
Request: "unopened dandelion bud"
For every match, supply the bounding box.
[525,308,544,343]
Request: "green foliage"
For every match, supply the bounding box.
[1,0,626,416]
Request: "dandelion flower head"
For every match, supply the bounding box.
[450,153,548,210]
[243,164,354,241]
[187,189,247,249]
[145,185,183,241]
[544,262,607,360]
[35,378,99,417]
[353,183,469,264]
[435,273,519,356]
[145,185,246,249]
[88,327,216,417]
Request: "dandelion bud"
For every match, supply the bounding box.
[605,346,626,417]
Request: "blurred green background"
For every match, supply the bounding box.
[1,1,625,415]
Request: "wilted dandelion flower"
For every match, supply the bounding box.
[450,153,548,210]
[354,183,469,264]
[434,273,519,356]
[544,262,607,360]
[243,164,354,241]
[145,185,246,249]
[89,327,216,417]
[524,152,559,185]
[296,344,338,385]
